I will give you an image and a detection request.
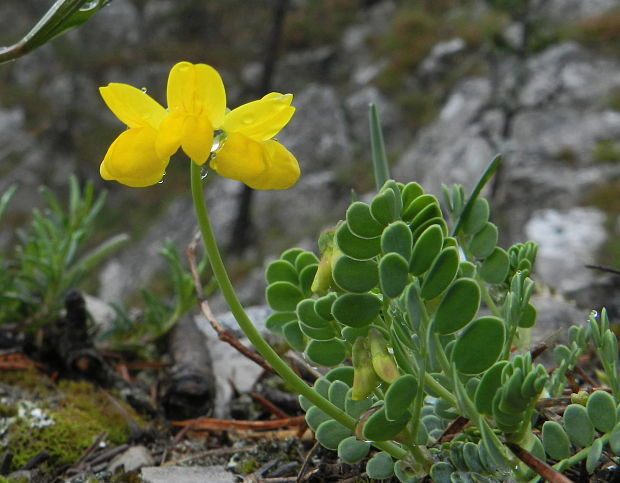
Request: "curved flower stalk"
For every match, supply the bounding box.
[98,62,410,463]
[99,61,299,190]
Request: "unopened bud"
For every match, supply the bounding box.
[311,229,336,294]
[369,328,399,383]
[351,337,377,400]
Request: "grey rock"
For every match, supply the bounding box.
[7,470,33,482]
[439,78,492,125]
[276,47,336,92]
[196,309,268,419]
[278,84,353,174]
[420,38,466,75]
[512,109,620,161]
[98,178,238,303]
[253,171,349,254]
[345,85,409,152]
[142,465,235,483]
[518,42,620,107]
[107,445,154,473]
[539,0,618,23]
[199,305,272,337]
[525,207,607,292]
[530,292,589,366]
[393,78,495,196]
[69,0,141,48]
[83,294,117,334]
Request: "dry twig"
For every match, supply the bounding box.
[171,415,305,431]
[186,233,273,373]
[506,442,573,483]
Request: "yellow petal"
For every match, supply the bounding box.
[222,93,295,141]
[245,140,300,190]
[210,132,267,182]
[167,62,226,126]
[194,63,227,127]
[180,114,214,165]
[155,112,184,159]
[100,127,169,187]
[99,83,167,129]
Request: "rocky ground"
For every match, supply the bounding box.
[2,0,620,481]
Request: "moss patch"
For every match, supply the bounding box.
[0,372,145,475]
[592,139,620,163]
[581,179,620,267]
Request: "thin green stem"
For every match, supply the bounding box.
[431,332,452,378]
[369,104,390,192]
[552,434,610,475]
[189,163,408,461]
[476,273,501,317]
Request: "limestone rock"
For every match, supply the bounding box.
[142,465,235,483]
[277,84,353,174]
[108,445,154,473]
[525,207,607,292]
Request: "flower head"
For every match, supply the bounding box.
[212,93,299,190]
[99,62,299,190]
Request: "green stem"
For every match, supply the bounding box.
[189,163,408,460]
[551,434,610,475]
[369,104,390,192]
[431,332,452,378]
[476,273,501,317]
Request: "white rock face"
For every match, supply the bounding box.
[525,207,607,292]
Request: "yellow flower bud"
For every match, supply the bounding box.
[369,328,399,383]
[351,337,378,401]
[311,230,336,294]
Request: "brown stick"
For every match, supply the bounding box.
[296,440,319,483]
[251,392,289,419]
[585,264,620,276]
[171,415,305,431]
[506,443,573,483]
[185,233,273,373]
[573,364,597,387]
[438,416,470,443]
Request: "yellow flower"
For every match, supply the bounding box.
[99,83,168,187]
[155,62,226,165]
[99,61,299,190]
[211,93,300,190]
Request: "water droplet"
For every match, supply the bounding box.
[79,0,99,11]
[141,87,147,93]
[242,115,255,125]
[200,166,209,180]
[158,173,166,184]
[592,310,599,319]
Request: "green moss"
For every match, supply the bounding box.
[592,139,620,163]
[3,378,146,474]
[555,147,579,166]
[581,180,620,267]
[561,8,620,56]
[282,0,361,50]
[606,87,620,111]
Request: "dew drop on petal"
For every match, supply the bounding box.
[242,115,255,125]
[79,0,99,11]
[141,87,147,93]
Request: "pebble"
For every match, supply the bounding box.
[141,465,235,483]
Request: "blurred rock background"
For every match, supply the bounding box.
[1,0,620,323]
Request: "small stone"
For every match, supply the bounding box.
[107,445,154,473]
[141,465,235,483]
